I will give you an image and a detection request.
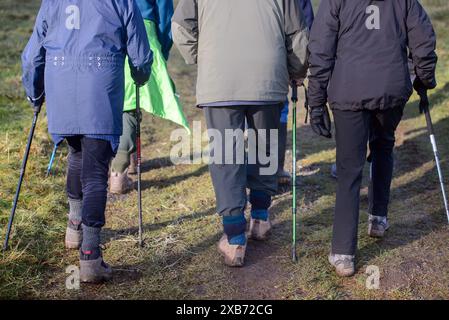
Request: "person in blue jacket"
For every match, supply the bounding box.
[278,0,315,185]
[22,0,152,283]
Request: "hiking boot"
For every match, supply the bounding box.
[218,235,247,267]
[328,254,355,277]
[65,224,82,249]
[248,218,272,241]
[128,152,138,175]
[109,170,134,194]
[368,214,389,238]
[277,169,292,185]
[79,256,113,283]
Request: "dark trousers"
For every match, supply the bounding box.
[204,104,281,216]
[66,136,114,228]
[332,105,404,255]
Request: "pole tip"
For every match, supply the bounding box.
[292,247,298,263]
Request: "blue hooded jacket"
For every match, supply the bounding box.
[135,0,174,60]
[22,0,153,136]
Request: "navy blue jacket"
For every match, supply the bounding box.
[22,0,153,136]
[136,0,174,60]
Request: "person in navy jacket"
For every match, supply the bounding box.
[22,0,153,283]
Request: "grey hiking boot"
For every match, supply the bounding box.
[218,235,247,267]
[277,169,292,185]
[65,224,82,249]
[128,152,138,175]
[368,214,390,238]
[109,170,134,194]
[248,218,272,241]
[79,255,112,283]
[328,254,355,277]
[79,226,112,283]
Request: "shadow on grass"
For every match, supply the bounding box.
[141,156,175,172]
[140,165,209,190]
[102,206,216,244]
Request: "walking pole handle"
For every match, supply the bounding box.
[304,87,309,124]
[33,104,42,115]
[291,81,298,103]
[418,89,435,136]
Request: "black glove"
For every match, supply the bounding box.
[130,63,151,87]
[310,105,332,139]
[413,77,427,95]
[132,75,148,87]
[413,77,430,114]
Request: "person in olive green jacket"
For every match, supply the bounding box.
[172,0,309,267]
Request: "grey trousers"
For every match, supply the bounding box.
[203,104,281,216]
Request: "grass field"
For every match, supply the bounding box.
[1,0,449,299]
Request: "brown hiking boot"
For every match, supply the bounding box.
[217,235,247,267]
[80,257,113,283]
[109,170,134,194]
[128,152,138,175]
[248,218,272,241]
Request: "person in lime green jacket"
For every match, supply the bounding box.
[110,0,189,194]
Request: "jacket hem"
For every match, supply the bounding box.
[196,94,288,107]
[329,99,409,111]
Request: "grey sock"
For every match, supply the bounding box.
[68,199,82,230]
[81,225,101,251]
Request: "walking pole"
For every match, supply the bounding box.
[418,89,449,223]
[3,105,41,251]
[135,84,144,247]
[291,81,298,262]
[45,144,58,177]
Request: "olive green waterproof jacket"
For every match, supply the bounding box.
[172,0,309,106]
